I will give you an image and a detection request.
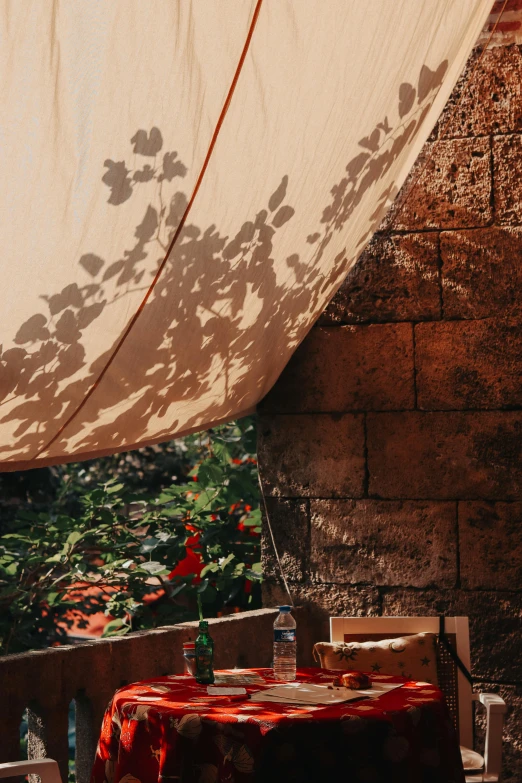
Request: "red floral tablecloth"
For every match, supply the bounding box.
[91,667,464,783]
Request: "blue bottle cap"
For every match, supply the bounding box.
[278,605,292,612]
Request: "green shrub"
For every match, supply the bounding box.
[0,417,261,655]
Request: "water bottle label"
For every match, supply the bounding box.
[274,629,296,643]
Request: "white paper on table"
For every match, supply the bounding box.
[207,686,247,695]
[249,681,402,705]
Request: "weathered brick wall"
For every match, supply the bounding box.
[258,43,522,781]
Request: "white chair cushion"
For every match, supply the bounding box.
[314,633,439,684]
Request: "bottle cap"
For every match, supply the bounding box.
[278,605,292,612]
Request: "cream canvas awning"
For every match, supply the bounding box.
[0,0,493,470]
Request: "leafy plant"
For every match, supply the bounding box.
[0,417,261,655]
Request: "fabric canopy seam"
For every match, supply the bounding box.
[30,0,264,463]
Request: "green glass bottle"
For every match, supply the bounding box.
[195,620,215,684]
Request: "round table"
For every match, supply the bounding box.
[91,667,464,783]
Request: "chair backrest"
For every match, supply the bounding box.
[0,759,62,783]
[330,616,473,747]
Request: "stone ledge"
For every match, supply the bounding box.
[0,609,304,776]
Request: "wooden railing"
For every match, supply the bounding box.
[0,607,316,783]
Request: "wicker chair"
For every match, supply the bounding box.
[320,616,507,783]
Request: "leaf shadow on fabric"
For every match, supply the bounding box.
[0,60,455,468]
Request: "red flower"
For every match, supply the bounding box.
[168,525,203,583]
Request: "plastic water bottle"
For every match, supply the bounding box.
[273,605,296,681]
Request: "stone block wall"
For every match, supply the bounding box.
[258,43,522,781]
